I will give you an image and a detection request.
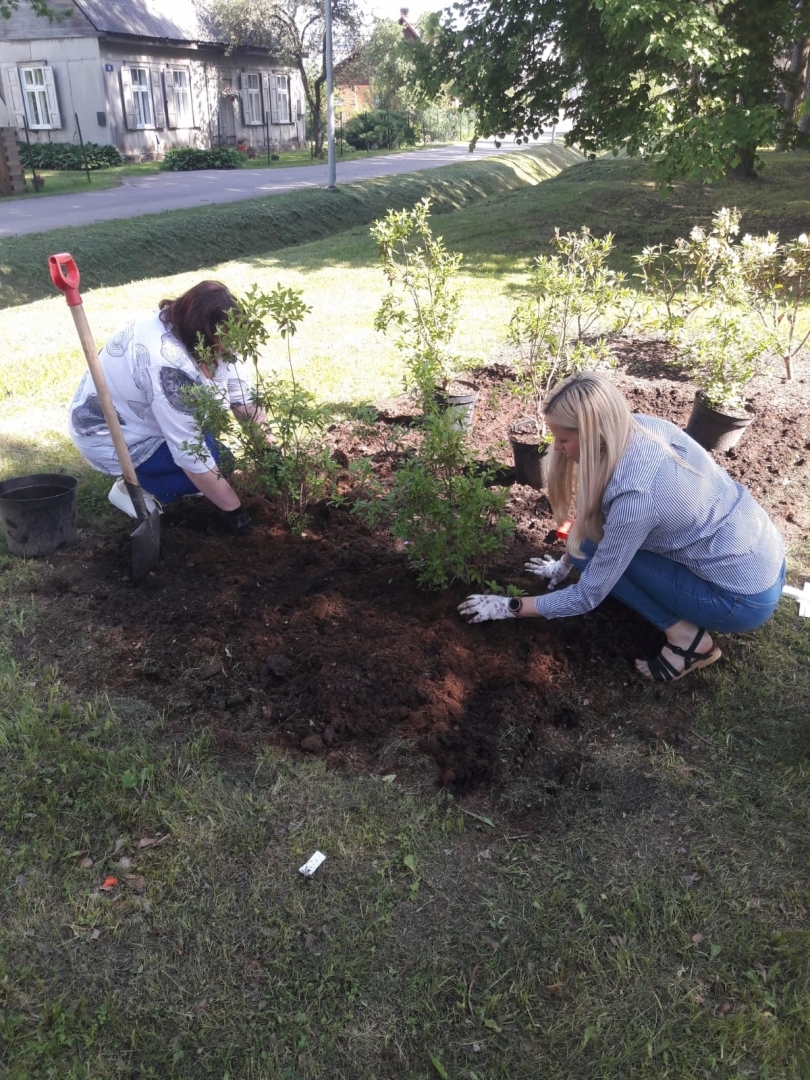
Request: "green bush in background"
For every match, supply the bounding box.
[344,110,415,151]
[18,141,124,170]
[160,147,245,171]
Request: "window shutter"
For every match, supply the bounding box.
[270,74,279,124]
[163,70,177,129]
[41,65,62,128]
[120,67,137,130]
[3,66,27,128]
[261,73,271,126]
[238,73,247,125]
[150,67,165,128]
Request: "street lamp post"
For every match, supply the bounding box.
[325,0,336,190]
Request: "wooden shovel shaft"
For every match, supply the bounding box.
[69,303,150,522]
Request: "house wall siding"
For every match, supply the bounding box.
[0,3,306,157]
[0,36,104,142]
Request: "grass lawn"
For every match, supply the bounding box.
[1,149,810,1079]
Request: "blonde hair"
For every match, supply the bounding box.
[543,372,633,557]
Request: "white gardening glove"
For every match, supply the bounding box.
[524,555,572,590]
[458,595,516,623]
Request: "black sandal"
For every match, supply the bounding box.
[644,627,722,683]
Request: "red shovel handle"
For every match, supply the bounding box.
[48,253,82,307]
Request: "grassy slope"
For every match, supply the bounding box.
[1,150,810,1079]
[0,145,579,309]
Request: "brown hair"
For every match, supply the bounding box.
[158,280,238,361]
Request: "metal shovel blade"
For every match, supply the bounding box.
[131,508,161,584]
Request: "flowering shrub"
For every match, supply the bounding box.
[509,227,630,435]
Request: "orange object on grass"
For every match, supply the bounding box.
[101,876,118,890]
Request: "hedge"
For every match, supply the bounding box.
[160,147,245,171]
[18,142,124,170]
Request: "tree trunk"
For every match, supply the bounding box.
[730,145,757,178]
[779,37,810,147]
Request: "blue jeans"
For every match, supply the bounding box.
[569,540,786,633]
[135,436,233,504]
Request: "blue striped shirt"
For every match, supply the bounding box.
[534,415,785,620]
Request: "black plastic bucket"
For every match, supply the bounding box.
[434,388,479,431]
[0,473,78,558]
[510,440,551,488]
[685,393,754,453]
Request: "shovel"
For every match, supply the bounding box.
[783,583,810,618]
[49,253,160,583]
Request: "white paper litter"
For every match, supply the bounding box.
[783,584,810,618]
[299,851,326,877]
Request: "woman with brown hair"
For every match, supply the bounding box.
[459,372,786,683]
[69,280,259,534]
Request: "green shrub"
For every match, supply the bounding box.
[344,110,415,150]
[18,141,123,170]
[354,200,514,590]
[160,147,245,171]
[182,284,340,528]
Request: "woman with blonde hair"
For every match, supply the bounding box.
[459,372,786,682]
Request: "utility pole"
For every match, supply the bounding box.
[325,0,336,190]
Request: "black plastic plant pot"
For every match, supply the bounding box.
[434,386,479,431]
[0,473,78,558]
[509,438,551,489]
[684,392,755,453]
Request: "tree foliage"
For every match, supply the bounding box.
[0,0,70,19]
[208,0,364,155]
[413,0,810,181]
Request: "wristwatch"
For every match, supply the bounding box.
[508,597,521,616]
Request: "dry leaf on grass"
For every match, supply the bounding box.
[125,874,146,894]
[137,835,169,849]
[691,932,704,943]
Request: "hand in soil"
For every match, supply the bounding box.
[224,507,255,535]
[458,595,516,623]
[524,555,572,589]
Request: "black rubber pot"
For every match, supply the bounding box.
[434,387,479,431]
[0,473,78,558]
[684,393,755,453]
[510,439,551,489]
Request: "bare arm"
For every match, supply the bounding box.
[182,467,241,511]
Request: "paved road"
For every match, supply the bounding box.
[0,137,562,238]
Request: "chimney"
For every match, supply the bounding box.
[400,8,409,18]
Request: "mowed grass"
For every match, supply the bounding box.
[1,150,810,1078]
[0,144,580,308]
[2,576,809,1079]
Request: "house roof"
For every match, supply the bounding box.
[71,0,218,44]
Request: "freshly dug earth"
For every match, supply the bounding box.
[26,341,810,794]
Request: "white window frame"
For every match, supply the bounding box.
[243,72,262,125]
[275,74,291,124]
[130,66,153,128]
[20,65,52,129]
[169,68,192,127]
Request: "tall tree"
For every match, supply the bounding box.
[208,0,364,156]
[413,0,810,181]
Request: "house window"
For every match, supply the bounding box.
[170,69,192,126]
[244,72,262,124]
[130,67,153,127]
[275,74,291,123]
[20,66,51,129]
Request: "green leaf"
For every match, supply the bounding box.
[429,1052,449,1079]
